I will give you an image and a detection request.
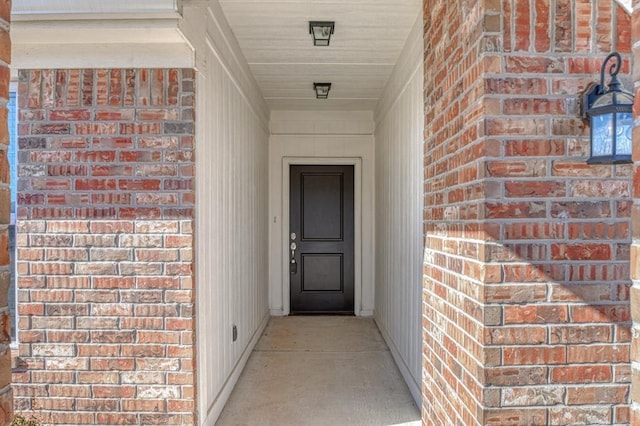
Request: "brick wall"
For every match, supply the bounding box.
[631,0,640,423]
[422,0,488,424]
[13,69,196,424]
[423,1,632,424]
[0,0,11,423]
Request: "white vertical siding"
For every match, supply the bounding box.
[373,13,423,405]
[184,3,271,425]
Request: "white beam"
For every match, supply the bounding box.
[11,6,195,70]
[12,0,182,20]
[13,43,194,71]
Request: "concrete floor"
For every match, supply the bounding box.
[216,316,421,426]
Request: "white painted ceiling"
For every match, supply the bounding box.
[217,0,421,111]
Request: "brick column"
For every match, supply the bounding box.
[422,1,493,423]
[424,1,632,424]
[630,1,640,422]
[13,69,196,424]
[0,0,10,423]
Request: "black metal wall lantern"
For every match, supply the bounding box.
[583,51,634,164]
[314,82,332,99]
[309,21,335,46]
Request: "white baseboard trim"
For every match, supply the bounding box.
[270,308,285,316]
[375,318,422,407]
[200,312,270,425]
[359,309,374,317]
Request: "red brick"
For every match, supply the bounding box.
[566,385,628,405]
[117,179,161,191]
[505,97,566,115]
[485,202,546,219]
[567,345,629,364]
[549,407,611,424]
[138,109,179,121]
[31,371,75,384]
[168,399,194,412]
[503,346,566,365]
[504,181,565,197]
[91,165,133,177]
[137,331,180,344]
[484,326,547,345]
[47,331,89,343]
[121,344,165,357]
[49,109,91,121]
[139,414,185,425]
[551,243,612,260]
[75,122,118,135]
[550,365,612,384]
[120,318,164,330]
[76,344,120,357]
[75,179,116,191]
[96,413,138,425]
[48,384,91,398]
[94,109,135,121]
[76,398,119,412]
[93,277,135,289]
[119,122,161,135]
[77,372,120,384]
[571,305,630,323]
[485,367,548,386]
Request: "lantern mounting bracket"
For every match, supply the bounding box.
[582,52,623,119]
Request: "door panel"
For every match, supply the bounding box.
[301,174,343,240]
[302,254,343,292]
[290,165,354,313]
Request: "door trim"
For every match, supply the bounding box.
[282,157,362,316]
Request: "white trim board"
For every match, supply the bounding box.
[12,43,194,72]
[281,157,363,316]
[12,0,181,19]
[11,15,194,70]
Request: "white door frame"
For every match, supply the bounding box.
[281,157,363,316]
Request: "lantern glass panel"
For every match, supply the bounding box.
[312,27,331,46]
[591,112,614,157]
[316,87,329,98]
[615,112,633,156]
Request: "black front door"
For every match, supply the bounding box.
[289,165,354,314]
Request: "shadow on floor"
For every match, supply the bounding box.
[216,316,421,426]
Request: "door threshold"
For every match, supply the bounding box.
[289,311,355,316]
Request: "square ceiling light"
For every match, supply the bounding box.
[309,21,335,46]
[313,83,332,99]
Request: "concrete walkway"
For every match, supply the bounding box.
[216,316,421,426]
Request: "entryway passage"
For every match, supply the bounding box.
[216,316,420,425]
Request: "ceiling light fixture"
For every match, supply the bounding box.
[314,83,332,99]
[583,51,634,164]
[309,21,335,46]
